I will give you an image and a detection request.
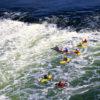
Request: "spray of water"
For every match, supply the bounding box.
[0,19,99,100]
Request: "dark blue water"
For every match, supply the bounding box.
[0,0,100,31]
[0,0,100,16]
[0,0,100,13]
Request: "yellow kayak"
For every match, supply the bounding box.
[77,52,81,55]
[40,79,48,84]
[73,50,81,56]
[77,43,88,48]
[60,58,71,64]
[39,74,53,84]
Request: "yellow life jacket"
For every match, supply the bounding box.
[47,74,52,80]
[73,50,81,55]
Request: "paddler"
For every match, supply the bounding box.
[63,56,71,62]
[62,48,69,54]
[82,39,87,44]
[60,56,71,64]
[55,80,68,88]
[77,39,88,48]
[73,49,81,55]
[40,73,53,84]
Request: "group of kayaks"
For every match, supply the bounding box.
[39,39,88,88]
[39,73,68,88]
[53,39,88,64]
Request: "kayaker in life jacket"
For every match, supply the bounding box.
[60,56,71,64]
[77,38,88,48]
[55,80,68,88]
[62,48,69,54]
[40,73,53,84]
[63,56,68,61]
[82,39,87,43]
[73,49,81,55]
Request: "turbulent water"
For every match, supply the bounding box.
[0,0,100,100]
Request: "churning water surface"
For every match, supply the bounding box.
[0,0,100,100]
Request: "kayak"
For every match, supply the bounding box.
[76,52,81,55]
[39,74,53,84]
[60,58,71,64]
[73,50,81,55]
[77,43,88,48]
[40,79,48,84]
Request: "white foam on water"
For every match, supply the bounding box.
[0,95,9,100]
[0,19,78,80]
[0,19,99,100]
